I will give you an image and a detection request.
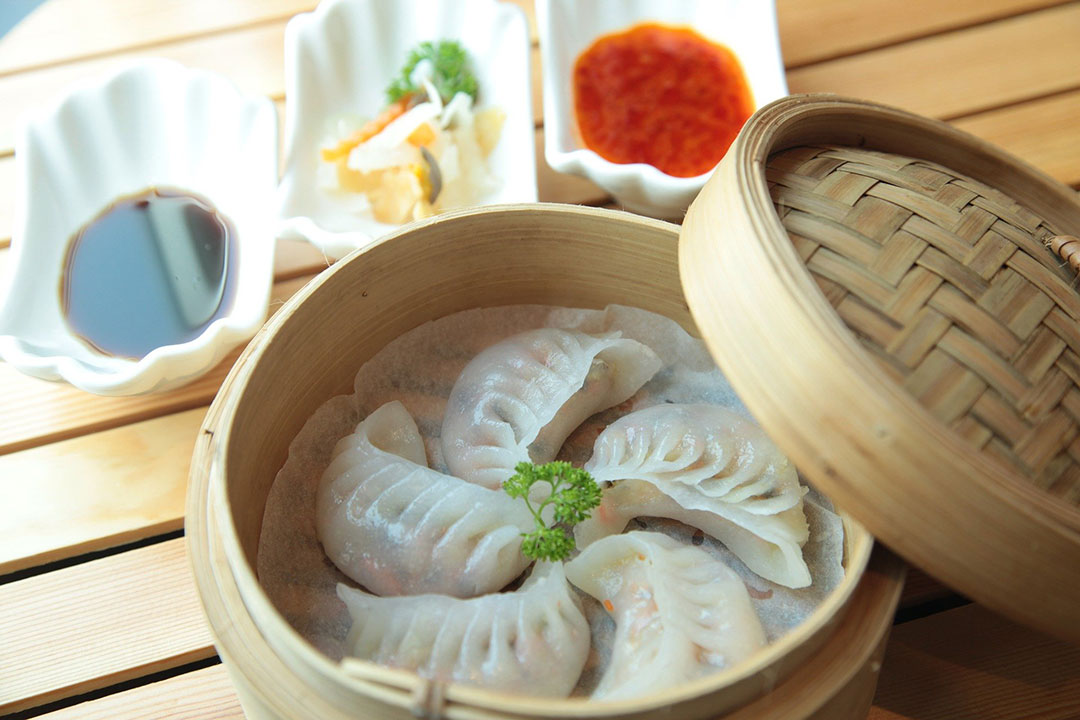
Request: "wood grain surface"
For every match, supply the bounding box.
[786,4,1080,119]
[0,539,213,715]
[1,0,1078,718]
[35,664,245,720]
[870,605,1080,720]
[0,274,313,456]
[0,408,203,574]
[29,604,1078,720]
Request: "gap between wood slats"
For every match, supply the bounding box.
[9,594,1075,720]
[786,3,1080,120]
[0,20,546,163]
[0,0,317,78]
[27,662,239,720]
[0,0,1062,91]
[778,0,1073,68]
[21,659,229,720]
[0,273,313,457]
[868,604,1080,720]
[2,83,1077,249]
[950,88,1080,188]
[0,400,201,575]
[3,38,1079,247]
[0,538,214,716]
[0,530,184,587]
[0,0,540,80]
[2,1,1080,164]
[0,113,608,250]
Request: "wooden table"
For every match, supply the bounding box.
[1,2,1078,718]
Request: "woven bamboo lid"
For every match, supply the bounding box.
[680,95,1080,643]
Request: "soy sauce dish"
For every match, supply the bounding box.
[0,60,277,395]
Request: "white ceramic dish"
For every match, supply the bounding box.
[277,0,537,260]
[538,0,788,219]
[0,59,278,396]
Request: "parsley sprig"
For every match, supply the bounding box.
[385,40,479,105]
[503,461,602,562]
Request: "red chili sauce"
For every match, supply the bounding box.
[573,23,754,178]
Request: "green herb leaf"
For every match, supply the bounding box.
[521,527,575,563]
[385,40,479,106]
[502,461,603,562]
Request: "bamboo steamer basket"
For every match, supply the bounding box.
[682,94,1080,643]
[187,203,905,720]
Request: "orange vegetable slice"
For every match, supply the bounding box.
[319,96,412,162]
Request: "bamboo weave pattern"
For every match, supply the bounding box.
[767,145,1080,504]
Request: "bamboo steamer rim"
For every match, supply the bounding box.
[185,204,897,719]
[679,94,1080,642]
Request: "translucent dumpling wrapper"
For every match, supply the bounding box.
[337,562,589,697]
[441,328,662,490]
[577,403,811,588]
[316,401,534,597]
[564,531,766,700]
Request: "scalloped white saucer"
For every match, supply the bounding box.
[538,0,788,219]
[277,0,537,260]
[0,59,278,396]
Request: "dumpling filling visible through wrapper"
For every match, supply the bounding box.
[256,304,846,692]
[578,403,812,588]
[565,531,767,700]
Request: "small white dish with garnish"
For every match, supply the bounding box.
[277,0,537,260]
[538,0,788,219]
[0,59,278,396]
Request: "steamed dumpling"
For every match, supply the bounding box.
[564,531,766,700]
[577,404,811,588]
[316,401,534,597]
[441,328,661,489]
[337,562,590,697]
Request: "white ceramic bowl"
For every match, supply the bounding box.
[538,0,788,219]
[0,59,278,396]
[277,0,537,259]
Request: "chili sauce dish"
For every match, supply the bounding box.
[0,60,277,396]
[276,0,537,260]
[537,0,788,219]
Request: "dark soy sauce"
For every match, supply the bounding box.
[61,188,237,359]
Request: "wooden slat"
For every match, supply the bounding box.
[0,236,325,283]
[0,0,1059,82]
[0,0,537,81]
[0,155,13,247]
[37,664,243,720]
[535,129,608,205]
[0,538,214,715]
[787,4,1080,120]
[951,89,1080,188]
[273,236,332,280]
[868,604,1080,719]
[3,2,1079,162]
[0,0,314,77]
[0,90,606,249]
[23,600,1076,720]
[0,15,548,162]
[1,6,1076,248]
[776,0,1071,67]
[0,21,288,158]
[0,407,203,574]
[0,274,313,456]
[0,124,607,251]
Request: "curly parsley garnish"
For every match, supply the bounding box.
[503,461,603,562]
[385,40,479,105]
